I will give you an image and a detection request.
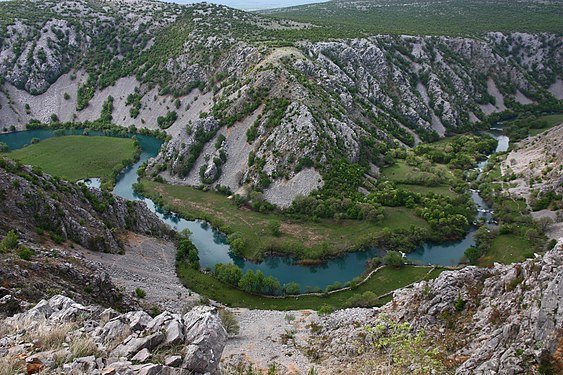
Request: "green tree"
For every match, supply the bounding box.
[464,247,481,265]
[383,251,404,267]
[283,282,301,295]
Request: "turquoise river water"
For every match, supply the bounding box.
[0,129,508,291]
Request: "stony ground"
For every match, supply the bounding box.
[502,123,563,201]
[222,308,323,374]
[81,233,198,314]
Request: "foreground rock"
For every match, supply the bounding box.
[0,295,227,374]
[307,242,563,374]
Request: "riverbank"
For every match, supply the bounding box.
[177,264,445,311]
[137,178,430,261]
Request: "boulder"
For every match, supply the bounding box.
[112,332,165,358]
[182,306,227,374]
[164,318,185,346]
[164,355,182,367]
[131,348,152,363]
[125,311,152,332]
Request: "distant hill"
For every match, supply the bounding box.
[265,0,563,36]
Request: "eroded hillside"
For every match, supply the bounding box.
[0,0,561,205]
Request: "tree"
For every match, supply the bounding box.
[238,270,259,294]
[383,251,404,267]
[283,282,301,295]
[464,247,481,265]
[214,263,243,286]
[267,220,281,237]
[176,238,199,269]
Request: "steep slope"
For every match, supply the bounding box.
[305,242,563,374]
[502,123,563,199]
[0,157,173,253]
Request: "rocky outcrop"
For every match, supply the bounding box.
[0,158,173,253]
[308,242,563,374]
[0,246,137,318]
[502,123,563,198]
[0,295,227,374]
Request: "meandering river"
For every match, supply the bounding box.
[0,129,508,291]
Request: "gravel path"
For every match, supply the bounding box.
[222,308,325,374]
[81,233,198,313]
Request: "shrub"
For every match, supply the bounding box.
[383,251,404,267]
[135,288,146,298]
[218,309,240,336]
[157,111,178,129]
[267,220,281,237]
[454,292,466,312]
[17,247,34,261]
[0,142,9,152]
[464,247,481,265]
[283,282,301,295]
[318,304,334,315]
[1,230,19,251]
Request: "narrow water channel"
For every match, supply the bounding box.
[0,129,509,290]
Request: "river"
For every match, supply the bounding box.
[0,129,508,291]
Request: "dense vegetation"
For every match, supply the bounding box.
[267,0,563,37]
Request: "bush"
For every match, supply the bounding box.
[454,292,466,312]
[157,111,178,129]
[135,288,146,298]
[283,282,301,295]
[383,251,404,267]
[464,247,481,265]
[1,230,19,251]
[218,308,240,336]
[267,221,281,237]
[17,247,34,261]
[0,142,9,152]
[318,304,334,315]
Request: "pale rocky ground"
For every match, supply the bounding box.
[82,233,199,314]
[263,168,324,208]
[548,78,563,99]
[501,123,563,200]
[222,309,323,374]
[0,71,214,135]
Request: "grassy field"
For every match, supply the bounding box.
[178,264,445,310]
[380,161,458,198]
[478,234,533,267]
[140,179,430,260]
[6,136,137,184]
[141,179,429,260]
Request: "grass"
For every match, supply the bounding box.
[5,136,137,184]
[141,179,430,260]
[478,234,533,267]
[178,264,445,310]
[380,161,458,198]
